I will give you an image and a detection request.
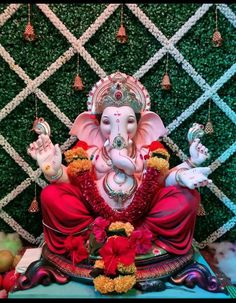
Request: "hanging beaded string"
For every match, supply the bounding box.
[165,52,169,73]
[215,5,218,32]
[34,94,38,120]
[28,3,31,24]
[120,3,124,26]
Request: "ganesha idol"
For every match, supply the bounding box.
[20,72,221,294]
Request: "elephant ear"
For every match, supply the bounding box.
[69,112,104,148]
[133,111,167,149]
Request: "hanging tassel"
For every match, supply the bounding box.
[116,24,128,44]
[161,72,171,91]
[212,30,223,47]
[23,21,36,42]
[73,75,84,91]
[197,203,206,216]
[28,197,39,213]
[205,120,214,134]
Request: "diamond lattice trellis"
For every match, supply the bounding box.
[0,3,235,248]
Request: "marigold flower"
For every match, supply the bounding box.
[93,275,114,294]
[146,157,169,172]
[114,275,136,293]
[150,148,170,161]
[64,147,88,163]
[94,259,104,269]
[108,221,134,237]
[67,159,92,176]
[117,262,136,274]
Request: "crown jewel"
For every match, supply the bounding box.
[87,72,150,114]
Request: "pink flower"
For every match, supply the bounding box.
[152,248,161,256]
[130,228,153,255]
[92,217,110,243]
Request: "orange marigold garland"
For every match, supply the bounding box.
[91,222,138,294]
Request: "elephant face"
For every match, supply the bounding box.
[69,107,167,150]
[100,106,138,148]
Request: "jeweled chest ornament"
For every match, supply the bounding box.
[112,135,127,150]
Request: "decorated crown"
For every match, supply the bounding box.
[87,72,151,114]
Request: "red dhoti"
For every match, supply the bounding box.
[41,182,200,256]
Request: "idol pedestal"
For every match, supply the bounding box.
[9,250,230,299]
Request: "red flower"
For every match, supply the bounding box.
[149,141,165,151]
[99,236,136,275]
[64,234,88,266]
[92,217,110,243]
[130,228,153,255]
[72,140,88,150]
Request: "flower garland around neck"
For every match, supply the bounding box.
[64,140,170,224]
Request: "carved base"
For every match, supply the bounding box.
[12,248,223,295]
[13,258,69,291]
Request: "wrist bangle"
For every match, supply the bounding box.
[186,158,197,168]
[175,168,188,186]
[48,167,63,182]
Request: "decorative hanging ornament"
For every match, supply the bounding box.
[205,100,214,134]
[116,4,128,44]
[161,53,171,91]
[24,4,36,42]
[73,55,84,91]
[73,75,84,91]
[212,6,223,47]
[28,197,39,213]
[197,202,206,216]
[28,183,39,213]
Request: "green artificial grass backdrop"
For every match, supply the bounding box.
[0,3,235,245]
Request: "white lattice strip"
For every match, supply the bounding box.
[196,216,236,248]
[167,63,236,134]
[37,4,107,78]
[218,4,236,28]
[0,210,37,243]
[210,141,236,173]
[208,183,236,215]
[0,175,41,210]
[0,134,46,185]
[60,136,77,153]
[0,4,120,124]
[78,4,121,45]
[35,89,73,129]
[0,52,75,123]
[161,136,188,161]
[0,4,21,27]
[133,4,212,79]
[130,4,236,130]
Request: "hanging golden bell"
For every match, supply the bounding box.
[116,24,128,44]
[197,203,206,216]
[73,75,84,91]
[28,197,39,213]
[161,72,172,91]
[212,30,223,47]
[23,22,36,42]
[205,120,214,134]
